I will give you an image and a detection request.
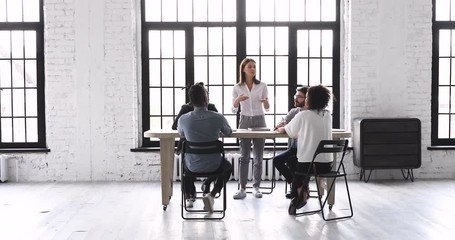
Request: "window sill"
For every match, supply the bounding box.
[131,147,160,152]
[427,146,455,150]
[0,148,50,153]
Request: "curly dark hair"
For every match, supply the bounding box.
[188,84,207,107]
[306,85,331,111]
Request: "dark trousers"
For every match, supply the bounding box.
[184,160,233,197]
[292,162,332,191]
[273,147,298,184]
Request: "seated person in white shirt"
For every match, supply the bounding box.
[275,85,333,215]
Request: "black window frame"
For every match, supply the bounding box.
[0,0,46,149]
[140,0,340,148]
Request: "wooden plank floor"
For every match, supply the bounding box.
[1,179,454,240]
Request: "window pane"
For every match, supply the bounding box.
[224,56,236,85]
[223,85,233,113]
[246,0,260,22]
[321,59,332,86]
[306,0,321,21]
[194,0,208,22]
[439,114,450,138]
[194,27,208,55]
[1,118,12,142]
[246,27,260,55]
[149,88,161,115]
[321,0,336,21]
[0,89,11,116]
[174,88,186,111]
[275,0,289,21]
[162,88,174,115]
[439,30,450,57]
[451,59,455,85]
[440,58,450,85]
[194,28,207,55]
[208,28,222,55]
[23,0,39,22]
[223,0,236,22]
[297,30,308,57]
[11,31,24,58]
[161,31,173,58]
[162,0,177,22]
[12,60,24,87]
[223,27,236,55]
[439,86,450,113]
[452,87,455,113]
[0,0,5,22]
[174,59,185,87]
[297,59,308,85]
[265,115,274,128]
[0,31,10,58]
[178,0,192,22]
[194,56,208,83]
[25,60,37,87]
[321,30,333,57]
[13,89,25,116]
[309,30,321,57]
[163,117,174,129]
[260,56,274,83]
[267,87,275,113]
[161,60,174,87]
[275,27,288,55]
[26,89,37,116]
[7,0,22,22]
[260,0,274,22]
[208,0,222,22]
[150,117,161,129]
[452,0,455,20]
[209,86,222,111]
[275,86,288,113]
[451,115,455,138]
[452,29,455,57]
[261,27,275,55]
[26,118,38,142]
[436,0,450,21]
[148,31,161,58]
[149,60,161,87]
[309,59,321,86]
[0,60,11,88]
[290,0,305,21]
[174,31,185,58]
[24,31,36,58]
[275,56,288,84]
[145,0,161,22]
[209,57,222,85]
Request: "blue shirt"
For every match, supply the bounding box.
[177,106,232,172]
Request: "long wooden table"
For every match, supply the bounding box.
[144,129,351,210]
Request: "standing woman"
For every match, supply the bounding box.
[232,58,270,199]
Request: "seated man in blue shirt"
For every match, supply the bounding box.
[177,84,233,212]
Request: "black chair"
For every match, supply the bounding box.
[295,140,353,221]
[181,140,227,220]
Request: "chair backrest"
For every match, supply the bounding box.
[182,140,224,155]
[312,140,349,172]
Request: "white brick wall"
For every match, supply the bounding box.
[3,0,454,182]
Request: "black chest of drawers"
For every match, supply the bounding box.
[353,118,421,182]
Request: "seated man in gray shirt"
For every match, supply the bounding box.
[177,84,233,212]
